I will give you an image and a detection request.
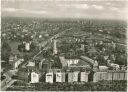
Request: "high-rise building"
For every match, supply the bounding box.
[31,71,39,83]
[68,71,79,82]
[80,72,89,82]
[56,72,65,82]
[46,72,53,83]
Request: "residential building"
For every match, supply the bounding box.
[66,59,79,67]
[26,62,35,70]
[80,72,89,82]
[46,72,53,83]
[56,72,65,82]
[68,71,79,82]
[31,71,39,83]
[59,56,68,67]
[12,59,24,69]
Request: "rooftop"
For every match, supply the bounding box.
[80,56,95,66]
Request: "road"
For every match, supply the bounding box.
[21,28,70,68]
[32,28,71,60]
[1,28,79,90]
[1,71,17,91]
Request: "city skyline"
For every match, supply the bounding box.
[2,0,128,20]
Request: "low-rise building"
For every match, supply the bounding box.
[66,59,79,67]
[99,66,109,71]
[13,59,24,69]
[110,63,120,70]
[9,54,17,65]
[120,65,126,70]
[9,54,24,69]
[59,56,80,67]
[59,56,68,67]
[26,61,35,70]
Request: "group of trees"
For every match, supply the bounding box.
[51,56,62,69]
[1,42,11,63]
[7,80,127,91]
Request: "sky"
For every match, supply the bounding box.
[1,0,128,20]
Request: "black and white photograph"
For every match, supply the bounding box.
[1,0,127,91]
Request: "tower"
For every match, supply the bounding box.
[25,42,30,51]
[53,39,57,55]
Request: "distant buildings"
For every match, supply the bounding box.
[9,55,24,69]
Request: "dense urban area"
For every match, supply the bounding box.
[1,17,127,91]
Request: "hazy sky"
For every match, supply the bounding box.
[1,0,128,20]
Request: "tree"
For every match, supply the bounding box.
[30,42,36,51]
[18,43,25,52]
[1,42,11,63]
[51,56,62,69]
[115,54,127,65]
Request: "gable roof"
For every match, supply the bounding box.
[80,56,95,66]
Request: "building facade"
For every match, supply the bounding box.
[80,72,89,82]
[46,72,54,83]
[31,71,39,83]
[56,72,65,82]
